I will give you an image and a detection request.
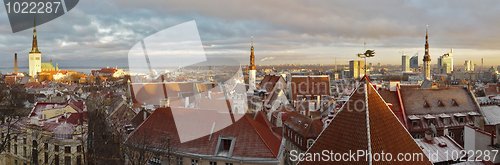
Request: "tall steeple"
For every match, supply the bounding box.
[30,18,40,53]
[423,25,431,79]
[249,36,256,70]
[248,36,257,94]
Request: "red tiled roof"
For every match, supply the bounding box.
[130,82,198,105]
[301,80,432,165]
[126,107,281,159]
[284,111,322,138]
[290,75,330,101]
[484,86,500,96]
[400,87,479,115]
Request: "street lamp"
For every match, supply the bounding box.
[357,49,375,77]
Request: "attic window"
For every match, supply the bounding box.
[298,120,301,124]
[452,100,459,106]
[423,101,430,108]
[215,136,236,157]
[304,124,308,128]
[437,100,444,107]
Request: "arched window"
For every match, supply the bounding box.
[307,139,315,148]
[448,131,455,139]
[32,140,38,164]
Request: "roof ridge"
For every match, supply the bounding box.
[301,80,366,158]
[365,83,372,165]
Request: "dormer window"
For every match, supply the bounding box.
[452,100,459,106]
[437,100,444,107]
[215,136,235,157]
[459,117,465,123]
[428,119,434,126]
[443,118,450,125]
[423,101,430,108]
[304,124,308,128]
[412,120,419,127]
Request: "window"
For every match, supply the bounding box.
[225,163,233,165]
[216,137,235,156]
[423,101,430,108]
[449,131,455,138]
[77,145,82,152]
[45,143,48,150]
[428,119,434,126]
[176,157,183,165]
[44,114,46,119]
[412,120,419,127]
[452,100,459,106]
[23,138,26,144]
[461,131,464,142]
[191,159,199,165]
[55,154,60,165]
[45,152,48,164]
[65,156,71,165]
[459,117,465,123]
[23,147,26,157]
[65,146,71,153]
[443,118,450,125]
[437,100,444,107]
[210,161,217,165]
[55,145,59,151]
[77,155,82,165]
[415,134,423,139]
[14,144,17,154]
[223,139,231,150]
[307,139,314,148]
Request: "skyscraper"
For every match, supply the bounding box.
[29,19,41,77]
[410,54,418,69]
[437,49,454,74]
[402,54,410,72]
[465,60,474,71]
[423,26,431,80]
[248,37,256,93]
[349,60,365,79]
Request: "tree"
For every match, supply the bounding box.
[0,83,29,159]
[85,98,124,165]
[123,126,177,165]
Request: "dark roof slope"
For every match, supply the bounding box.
[400,87,478,115]
[126,107,281,159]
[301,81,432,165]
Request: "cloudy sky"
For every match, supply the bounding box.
[1,0,500,72]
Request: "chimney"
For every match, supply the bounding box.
[50,59,52,65]
[184,97,189,108]
[208,91,212,99]
[14,53,18,73]
[443,127,449,136]
[424,131,433,142]
[143,111,147,121]
[316,95,321,109]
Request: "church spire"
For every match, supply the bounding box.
[249,36,255,70]
[30,18,40,53]
[423,25,430,62]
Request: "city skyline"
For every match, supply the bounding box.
[1,0,500,70]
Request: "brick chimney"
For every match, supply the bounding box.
[14,53,17,73]
[424,131,433,143]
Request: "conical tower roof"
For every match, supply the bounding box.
[300,79,432,165]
